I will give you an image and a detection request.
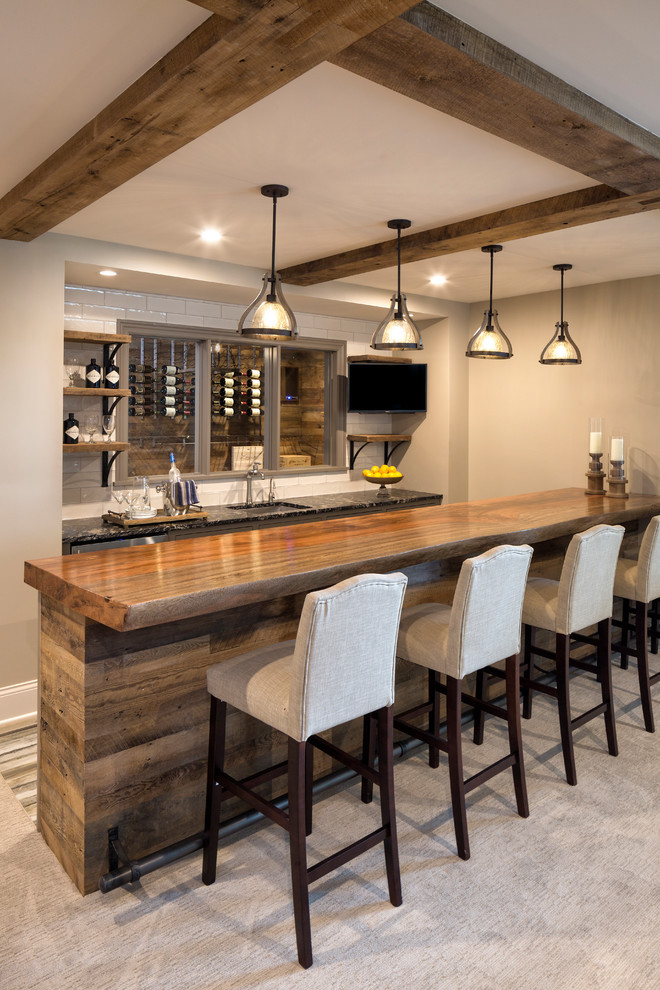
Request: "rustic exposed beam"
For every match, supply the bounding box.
[331,2,660,196]
[279,185,660,286]
[0,0,416,241]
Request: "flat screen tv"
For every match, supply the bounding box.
[347,362,427,414]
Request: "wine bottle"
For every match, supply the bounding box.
[212,386,234,396]
[237,368,260,378]
[160,375,177,387]
[241,398,261,407]
[160,396,175,406]
[160,408,176,418]
[85,358,102,388]
[212,396,233,407]
[128,395,151,405]
[130,385,147,395]
[241,407,261,417]
[63,412,79,444]
[128,407,155,417]
[129,364,153,373]
[104,361,120,389]
[214,407,235,416]
[242,388,261,398]
[129,373,153,384]
[161,386,177,396]
[212,376,234,387]
[162,365,178,375]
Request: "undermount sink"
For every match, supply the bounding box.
[227,501,304,513]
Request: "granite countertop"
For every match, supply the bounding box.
[62,488,444,546]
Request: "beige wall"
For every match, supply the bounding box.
[0,239,64,692]
[466,274,660,500]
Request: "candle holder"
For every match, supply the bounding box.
[606,434,629,499]
[585,453,605,495]
[585,416,605,495]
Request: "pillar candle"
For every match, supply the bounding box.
[611,438,624,461]
[589,431,602,454]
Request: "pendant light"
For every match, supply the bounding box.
[466,244,513,359]
[238,184,297,340]
[370,219,423,350]
[539,264,582,365]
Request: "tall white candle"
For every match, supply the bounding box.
[589,431,602,454]
[611,438,624,461]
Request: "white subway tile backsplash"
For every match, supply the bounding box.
[166,313,199,326]
[66,287,105,306]
[105,291,147,309]
[64,317,106,333]
[146,294,186,314]
[185,299,223,319]
[64,302,83,319]
[221,304,244,321]
[83,305,126,321]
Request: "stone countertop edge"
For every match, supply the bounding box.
[62,488,444,544]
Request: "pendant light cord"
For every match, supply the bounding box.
[268,193,278,299]
[488,247,494,317]
[560,266,564,325]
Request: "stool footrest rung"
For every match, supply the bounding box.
[393,715,449,755]
[464,753,517,794]
[216,771,289,830]
[570,702,608,730]
[306,826,388,884]
[308,733,378,784]
[520,677,558,699]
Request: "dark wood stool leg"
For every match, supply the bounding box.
[288,737,312,969]
[597,617,618,756]
[635,601,656,733]
[473,668,486,746]
[361,712,376,804]
[522,624,534,719]
[377,706,402,907]
[202,696,226,886]
[429,669,441,769]
[650,599,659,655]
[505,654,529,818]
[305,741,314,836]
[556,633,578,786]
[446,675,469,860]
[620,598,631,669]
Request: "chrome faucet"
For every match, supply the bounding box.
[245,461,265,507]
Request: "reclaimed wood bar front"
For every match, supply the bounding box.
[25,488,660,893]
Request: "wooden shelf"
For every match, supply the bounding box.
[63,442,130,453]
[347,355,412,364]
[64,387,131,397]
[64,330,132,345]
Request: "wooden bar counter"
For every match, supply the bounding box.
[25,488,660,893]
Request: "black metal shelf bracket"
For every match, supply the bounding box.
[101,449,121,488]
[349,437,410,470]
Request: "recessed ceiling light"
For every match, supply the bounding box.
[430,274,447,286]
[200,228,222,244]
[98,269,117,277]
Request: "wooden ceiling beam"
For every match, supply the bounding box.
[331,2,660,196]
[279,184,660,286]
[0,0,416,241]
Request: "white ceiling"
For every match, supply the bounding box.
[3,0,660,306]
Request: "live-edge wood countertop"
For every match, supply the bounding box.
[25,488,660,634]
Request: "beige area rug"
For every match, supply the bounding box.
[1,666,658,990]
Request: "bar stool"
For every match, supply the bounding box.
[202,571,408,969]
[613,514,660,732]
[374,544,533,862]
[520,523,624,785]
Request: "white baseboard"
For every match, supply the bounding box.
[0,680,38,728]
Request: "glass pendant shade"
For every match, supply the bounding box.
[370,219,422,351]
[466,244,512,359]
[371,292,422,350]
[238,272,297,340]
[539,321,581,364]
[465,309,513,359]
[239,184,297,340]
[540,263,581,365]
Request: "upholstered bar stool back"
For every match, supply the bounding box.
[203,571,408,969]
[387,544,533,861]
[613,515,660,732]
[521,523,624,785]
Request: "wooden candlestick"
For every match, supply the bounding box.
[606,460,629,499]
[585,453,605,495]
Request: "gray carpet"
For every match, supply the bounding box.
[1,665,658,990]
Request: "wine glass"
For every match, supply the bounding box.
[110,481,125,513]
[83,412,101,443]
[64,355,79,387]
[102,414,115,442]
